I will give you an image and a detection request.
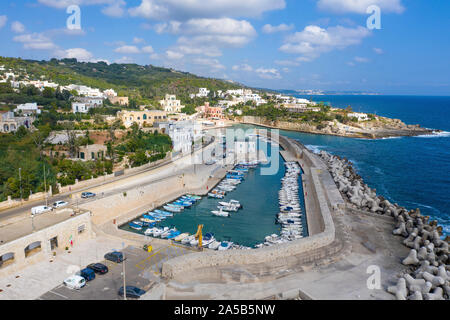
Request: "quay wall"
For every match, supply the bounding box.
[161,135,342,281]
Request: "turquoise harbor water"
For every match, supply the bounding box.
[284,95,450,236]
[120,140,307,247]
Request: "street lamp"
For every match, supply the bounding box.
[19,168,23,204]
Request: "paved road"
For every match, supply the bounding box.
[0,139,218,222]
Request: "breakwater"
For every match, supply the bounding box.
[317,151,449,300]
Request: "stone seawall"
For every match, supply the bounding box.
[161,135,343,282]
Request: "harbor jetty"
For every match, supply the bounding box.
[317,151,449,300]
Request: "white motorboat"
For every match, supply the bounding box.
[153,227,169,237]
[174,233,190,242]
[212,208,230,217]
[144,227,158,236]
[161,228,177,239]
[181,235,195,245]
[217,241,233,251]
[208,240,221,250]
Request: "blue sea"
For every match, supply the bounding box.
[286,95,450,236]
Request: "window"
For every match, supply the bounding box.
[0,252,14,268]
[80,152,85,160]
[78,224,86,234]
[91,152,95,159]
[24,241,42,258]
[143,114,147,120]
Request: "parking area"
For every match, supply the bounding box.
[38,242,194,300]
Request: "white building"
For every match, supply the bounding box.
[348,112,369,121]
[103,88,117,98]
[159,94,184,113]
[0,111,34,133]
[71,97,104,114]
[72,103,91,114]
[190,88,210,99]
[14,103,41,115]
[159,120,203,155]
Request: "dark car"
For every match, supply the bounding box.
[118,286,146,299]
[79,268,96,281]
[81,192,96,199]
[87,263,109,274]
[104,252,124,263]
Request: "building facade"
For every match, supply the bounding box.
[159,94,184,113]
[117,109,168,128]
[0,111,34,133]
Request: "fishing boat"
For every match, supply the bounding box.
[217,241,233,251]
[174,233,190,242]
[202,233,215,247]
[144,227,158,236]
[181,235,195,245]
[186,194,201,200]
[129,222,142,231]
[219,200,241,208]
[208,240,221,250]
[212,208,230,217]
[154,209,173,217]
[140,217,156,224]
[218,205,239,212]
[153,227,169,237]
[208,193,224,199]
[168,203,185,209]
[161,228,177,239]
[166,230,181,240]
[163,205,182,213]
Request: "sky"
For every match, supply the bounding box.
[0,0,449,95]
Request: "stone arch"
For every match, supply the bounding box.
[3,124,9,132]
[24,241,42,258]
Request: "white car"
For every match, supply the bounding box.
[63,275,86,290]
[52,201,68,209]
[31,205,53,216]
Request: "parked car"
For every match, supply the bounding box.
[63,275,86,290]
[118,286,146,299]
[52,201,68,209]
[31,205,53,216]
[79,268,96,281]
[104,252,124,263]
[81,192,96,199]
[87,263,108,274]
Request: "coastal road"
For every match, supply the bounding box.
[0,137,220,224]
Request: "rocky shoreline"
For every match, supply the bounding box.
[238,116,438,139]
[318,150,449,300]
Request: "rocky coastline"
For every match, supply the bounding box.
[238,116,438,139]
[318,150,449,300]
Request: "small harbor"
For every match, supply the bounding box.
[120,136,308,248]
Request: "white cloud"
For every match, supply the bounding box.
[141,46,154,54]
[275,60,300,67]
[157,18,257,60]
[0,15,7,29]
[232,64,281,80]
[255,68,281,80]
[262,23,294,34]
[128,0,285,20]
[11,21,25,33]
[317,0,405,14]
[114,45,141,54]
[354,56,369,63]
[133,37,145,44]
[56,48,94,62]
[115,56,135,64]
[13,33,57,50]
[373,47,384,54]
[232,64,253,72]
[192,58,225,71]
[280,25,371,61]
[101,0,126,17]
[166,50,184,60]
